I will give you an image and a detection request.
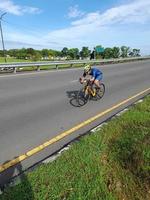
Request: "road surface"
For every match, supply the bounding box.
[0,60,149,184]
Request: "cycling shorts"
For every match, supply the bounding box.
[95,73,103,81]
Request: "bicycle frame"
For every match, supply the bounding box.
[77,79,105,106]
[83,79,95,97]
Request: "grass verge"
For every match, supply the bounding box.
[0,96,150,200]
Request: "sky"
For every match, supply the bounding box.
[0,0,150,55]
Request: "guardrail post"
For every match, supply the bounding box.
[13,67,17,74]
[37,66,40,72]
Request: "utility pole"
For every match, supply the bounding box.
[0,12,7,63]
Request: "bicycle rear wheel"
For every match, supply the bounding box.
[96,83,105,99]
[76,88,89,106]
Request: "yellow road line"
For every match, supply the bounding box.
[0,88,150,173]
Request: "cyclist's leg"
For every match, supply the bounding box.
[96,73,105,99]
[94,74,103,88]
[94,79,100,88]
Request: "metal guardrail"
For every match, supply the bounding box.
[0,56,150,73]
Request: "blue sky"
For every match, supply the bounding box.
[0,0,150,55]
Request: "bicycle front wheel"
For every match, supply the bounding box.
[76,88,89,106]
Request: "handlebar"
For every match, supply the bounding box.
[79,78,93,85]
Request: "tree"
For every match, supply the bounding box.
[68,48,79,59]
[55,50,62,58]
[80,47,91,59]
[48,49,56,59]
[32,51,42,61]
[7,49,18,58]
[121,46,130,58]
[26,48,35,59]
[112,47,120,58]
[104,48,113,59]
[0,50,4,57]
[4,45,139,61]
[41,49,49,59]
[129,49,141,57]
[133,49,140,57]
[14,49,26,59]
[17,48,27,59]
[61,47,69,57]
[128,51,134,57]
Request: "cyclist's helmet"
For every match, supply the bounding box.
[84,64,91,73]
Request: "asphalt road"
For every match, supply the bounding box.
[0,60,150,178]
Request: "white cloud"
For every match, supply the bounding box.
[68,5,84,18]
[5,27,66,50]
[44,0,150,49]
[3,0,150,54]
[72,0,150,26]
[0,0,41,15]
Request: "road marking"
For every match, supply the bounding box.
[0,87,149,173]
[71,80,78,83]
[0,68,81,79]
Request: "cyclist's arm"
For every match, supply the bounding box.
[90,76,95,82]
[79,73,86,83]
[79,72,86,83]
[90,70,96,83]
[83,72,86,77]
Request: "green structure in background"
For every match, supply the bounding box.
[95,47,104,53]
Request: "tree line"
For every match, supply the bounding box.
[0,45,140,61]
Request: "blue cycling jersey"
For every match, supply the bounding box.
[90,68,102,79]
[83,68,102,79]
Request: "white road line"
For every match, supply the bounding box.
[71,80,78,83]
[0,68,82,79]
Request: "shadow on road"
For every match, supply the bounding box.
[0,159,34,199]
[66,90,98,107]
[66,90,82,107]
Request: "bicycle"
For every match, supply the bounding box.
[76,79,105,106]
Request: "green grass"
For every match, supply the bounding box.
[17,64,84,72]
[0,96,150,200]
[0,57,84,72]
[0,57,29,63]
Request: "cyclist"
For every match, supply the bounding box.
[80,64,103,95]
